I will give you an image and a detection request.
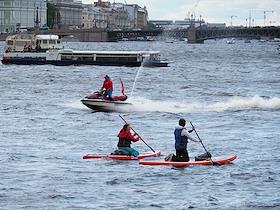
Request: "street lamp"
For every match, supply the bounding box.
[230,15,237,27]
[264,10,274,26]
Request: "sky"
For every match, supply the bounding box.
[82,0,280,26]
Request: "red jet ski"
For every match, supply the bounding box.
[81,79,132,112]
[85,90,128,101]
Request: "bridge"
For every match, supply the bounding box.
[0,29,109,42]
[190,27,280,43]
[107,29,185,41]
[1,27,280,43]
[108,27,280,43]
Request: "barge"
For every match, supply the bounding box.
[1,34,169,67]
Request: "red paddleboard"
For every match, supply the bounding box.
[139,154,237,166]
[83,150,161,160]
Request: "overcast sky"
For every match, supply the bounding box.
[82,0,280,26]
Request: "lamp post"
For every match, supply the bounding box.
[230,15,237,27]
[249,10,251,28]
[0,3,2,33]
[264,10,274,26]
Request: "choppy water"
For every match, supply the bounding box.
[0,39,280,209]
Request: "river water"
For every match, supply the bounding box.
[0,39,280,209]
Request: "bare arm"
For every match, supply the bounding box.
[182,129,200,143]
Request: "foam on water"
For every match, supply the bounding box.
[128,95,280,113]
[208,95,280,111]
[62,100,86,110]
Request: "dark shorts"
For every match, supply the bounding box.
[172,149,189,162]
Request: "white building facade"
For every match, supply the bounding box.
[82,1,148,30]
[0,0,47,33]
[150,19,207,30]
[82,2,131,30]
[49,0,83,29]
[82,4,108,29]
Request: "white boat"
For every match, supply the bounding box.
[4,34,62,52]
[81,98,132,112]
[1,34,169,67]
[269,38,280,43]
[226,38,235,44]
[81,80,133,112]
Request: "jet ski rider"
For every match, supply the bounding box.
[101,75,113,101]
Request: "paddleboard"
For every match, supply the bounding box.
[139,154,237,166]
[83,150,161,160]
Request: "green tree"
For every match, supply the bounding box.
[47,2,58,29]
[144,21,157,30]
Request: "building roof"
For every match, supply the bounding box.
[36,35,60,40]
[59,49,160,55]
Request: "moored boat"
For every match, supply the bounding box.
[226,38,235,44]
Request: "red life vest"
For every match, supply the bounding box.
[102,79,113,91]
[117,129,139,148]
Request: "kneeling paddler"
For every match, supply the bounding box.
[165,118,201,162]
[116,123,140,157]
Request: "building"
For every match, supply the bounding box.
[0,0,47,33]
[206,23,226,29]
[123,4,137,28]
[82,1,131,30]
[111,3,130,29]
[82,4,108,29]
[174,20,191,28]
[82,1,148,30]
[123,4,138,28]
[82,7,94,29]
[123,4,148,29]
[149,20,173,28]
[49,0,83,29]
[150,18,207,30]
[137,6,148,29]
[150,20,175,30]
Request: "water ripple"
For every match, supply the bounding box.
[0,40,279,209]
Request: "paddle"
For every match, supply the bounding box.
[190,122,220,166]
[119,115,156,153]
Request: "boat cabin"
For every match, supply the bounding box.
[5,34,62,53]
[46,49,162,64]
